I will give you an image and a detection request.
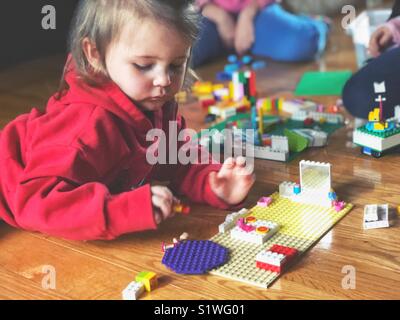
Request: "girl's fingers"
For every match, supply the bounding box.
[151,186,174,204]
[154,211,163,225]
[218,157,235,177]
[152,195,172,220]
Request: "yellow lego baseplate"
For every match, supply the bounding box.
[209,192,354,288]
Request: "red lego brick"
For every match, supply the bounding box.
[201,99,216,109]
[256,261,281,273]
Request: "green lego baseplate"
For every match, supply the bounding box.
[198,114,343,162]
[356,125,400,138]
[209,192,354,288]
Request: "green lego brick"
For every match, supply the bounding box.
[356,125,400,138]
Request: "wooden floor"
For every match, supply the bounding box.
[0,17,400,300]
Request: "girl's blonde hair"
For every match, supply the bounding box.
[58,0,200,96]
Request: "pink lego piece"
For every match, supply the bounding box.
[237,218,256,232]
[257,196,273,207]
[333,200,346,212]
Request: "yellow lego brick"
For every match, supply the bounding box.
[135,271,158,292]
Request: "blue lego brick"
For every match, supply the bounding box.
[162,240,229,274]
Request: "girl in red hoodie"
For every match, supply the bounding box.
[0,0,255,240]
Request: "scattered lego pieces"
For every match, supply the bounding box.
[162,240,229,274]
[174,203,191,215]
[162,232,190,252]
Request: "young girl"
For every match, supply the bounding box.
[192,0,330,67]
[0,0,255,241]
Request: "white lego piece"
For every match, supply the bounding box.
[279,181,296,198]
[373,81,386,94]
[363,204,390,230]
[364,205,379,222]
[233,144,289,162]
[271,135,289,153]
[299,160,331,192]
[255,250,286,267]
[292,110,344,124]
[208,106,221,117]
[291,129,328,147]
[230,219,280,244]
[219,209,249,233]
[395,106,400,122]
[288,160,333,207]
[353,128,400,152]
[214,88,230,99]
[281,99,317,114]
[122,281,145,300]
[221,107,237,119]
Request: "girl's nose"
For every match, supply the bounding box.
[153,72,171,87]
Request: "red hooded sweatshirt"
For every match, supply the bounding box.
[0,60,229,240]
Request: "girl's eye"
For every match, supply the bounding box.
[133,63,153,71]
[170,64,184,72]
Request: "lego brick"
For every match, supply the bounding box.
[122,281,145,300]
[353,127,400,152]
[230,219,280,245]
[363,204,390,230]
[135,271,158,292]
[257,197,273,207]
[292,110,344,124]
[219,208,250,233]
[162,240,229,274]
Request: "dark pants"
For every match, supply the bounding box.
[342,46,400,119]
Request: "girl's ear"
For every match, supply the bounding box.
[82,38,101,70]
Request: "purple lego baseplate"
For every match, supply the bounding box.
[162,240,229,274]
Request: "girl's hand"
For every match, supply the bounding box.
[202,3,236,48]
[208,157,256,206]
[235,14,255,55]
[368,26,393,57]
[235,2,258,55]
[151,186,179,225]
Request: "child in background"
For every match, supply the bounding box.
[343,0,400,119]
[192,0,330,67]
[0,0,255,241]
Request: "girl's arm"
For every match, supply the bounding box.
[8,144,156,241]
[200,2,236,48]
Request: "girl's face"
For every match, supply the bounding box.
[105,18,191,112]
